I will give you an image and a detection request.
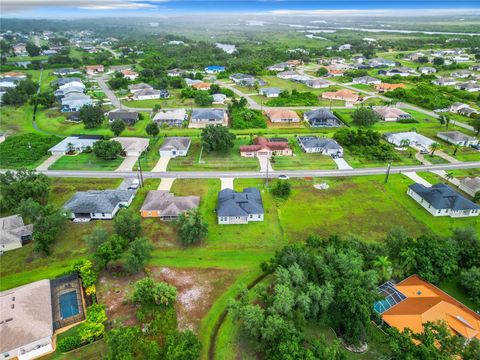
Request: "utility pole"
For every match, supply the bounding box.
[384,161,392,184]
[265,158,269,188]
[138,154,144,187]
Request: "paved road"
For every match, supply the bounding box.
[97,76,121,108]
[14,161,479,179]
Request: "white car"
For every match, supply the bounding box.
[128,179,140,190]
[278,175,290,180]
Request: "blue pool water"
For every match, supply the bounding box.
[59,291,79,319]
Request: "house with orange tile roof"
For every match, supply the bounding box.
[85,65,104,76]
[328,69,344,77]
[321,89,359,103]
[375,83,406,93]
[375,275,480,341]
[264,109,300,123]
[0,71,27,79]
[239,137,292,158]
[121,69,139,80]
[191,82,211,91]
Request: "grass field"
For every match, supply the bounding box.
[271,140,337,170]
[48,152,124,171]
[167,138,260,171]
[0,105,36,134]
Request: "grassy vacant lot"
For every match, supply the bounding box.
[48,152,124,171]
[35,108,151,137]
[0,105,36,134]
[343,147,421,168]
[121,89,227,109]
[134,137,162,171]
[168,138,260,171]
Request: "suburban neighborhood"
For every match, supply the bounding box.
[0,5,480,360]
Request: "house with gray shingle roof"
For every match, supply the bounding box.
[190,109,228,128]
[63,189,135,221]
[297,136,343,157]
[437,131,478,147]
[159,137,191,157]
[353,76,381,85]
[140,191,200,220]
[259,87,282,98]
[217,188,264,225]
[459,177,480,197]
[407,183,480,218]
[0,215,33,252]
[304,109,343,127]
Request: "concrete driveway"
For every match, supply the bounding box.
[158,178,175,191]
[403,172,431,187]
[36,154,62,171]
[258,155,273,172]
[152,156,171,172]
[115,155,138,172]
[220,177,234,190]
[333,157,353,170]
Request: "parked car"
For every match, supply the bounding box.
[128,179,140,190]
[278,175,290,180]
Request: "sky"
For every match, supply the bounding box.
[2,0,480,19]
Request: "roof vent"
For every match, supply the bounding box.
[10,304,14,309]
[417,291,422,295]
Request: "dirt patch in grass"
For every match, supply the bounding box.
[98,267,239,331]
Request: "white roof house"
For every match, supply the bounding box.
[212,93,227,104]
[49,136,100,156]
[0,280,54,360]
[112,137,149,157]
[159,137,191,157]
[459,177,480,197]
[152,109,187,127]
[0,215,33,253]
[58,81,85,90]
[437,131,479,147]
[385,132,436,149]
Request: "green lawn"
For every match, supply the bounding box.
[168,138,260,171]
[121,89,226,109]
[44,340,106,360]
[0,105,36,134]
[134,137,162,171]
[271,140,337,170]
[343,147,421,169]
[48,152,124,171]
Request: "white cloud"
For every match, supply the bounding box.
[269,8,480,16]
[1,0,166,12]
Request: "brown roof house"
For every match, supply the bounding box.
[322,89,359,103]
[240,137,292,158]
[85,65,104,76]
[459,177,480,197]
[374,83,406,93]
[373,107,412,122]
[264,109,300,123]
[140,191,200,220]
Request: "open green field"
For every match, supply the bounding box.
[121,89,227,109]
[168,137,260,171]
[0,105,36,134]
[271,140,337,170]
[48,152,124,171]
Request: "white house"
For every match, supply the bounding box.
[49,136,100,156]
[217,188,264,225]
[385,132,435,150]
[0,280,54,360]
[373,107,412,122]
[153,109,188,127]
[0,215,33,253]
[277,71,299,80]
[212,93,227,104]
[459,177,480,197]
[159,137,191,157]
[407,183,480,218]
[437,131,479,147]
[63,189,135,221]
[259,87,282,98]
[133,88,164,100]
[58,81,85,90]
[112,137,149,157]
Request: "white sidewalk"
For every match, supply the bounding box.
[158,178,175,191]
[221,177,234,190]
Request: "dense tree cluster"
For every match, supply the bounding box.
[201,124,236,152]
[80,104,105,129]
[266,89,318,107]
[351,106,380,127]
[93,139,123,160]
[176,209,208,246]
[229,97,266,129]
[2,79,39,106]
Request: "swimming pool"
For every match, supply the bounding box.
[59,291,80,319]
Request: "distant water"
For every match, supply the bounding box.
[329,26,480,36]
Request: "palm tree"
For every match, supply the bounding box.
[438,114,446,126]
[452,143,460,156]
[445,172,454,184]
[400,248,417,277]
[400,139,410,149]
[373,256,393,282]
[445,116,451,129]
[430,142,440,156]
[66,142,75,154]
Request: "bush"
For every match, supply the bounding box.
[266,90,317,107]
[93,140,122,160]
[460,267,480,305]
[271,181,291,198]
[57,335,82,352]
[397,118,419,124]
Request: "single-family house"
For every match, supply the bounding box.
[305,78,330,88]
[190,109,228,128]
[459,177,480,197]
[60,93,92,112]
[0,77,23,88]
[373,107,412,122]
[448,102,478,116]
[407,183,480,217]
[259,87,282,98]
[204,65,225,74]
[54,77,83,88]
[159,137,191,157]
[374,275,480,341]
[264,109,300,123]
[0,280,54,360]
[379,67,417,77]
[339,44,352,51]
[192,82,211,91]
[212,93,227,104]
[374,83,406,93]
[49,135,101,156]
[12,43,27,55]
[277,71,298,80]
[432,77,456,86]
[85,65,104,76]
[458,107,480,117]
[0,71,27,79]
[322,89,359,103]
[469,65,480,71]
[230,73,255,85]
[437,131,479,147]
[455,82,480,92]
[133,88,168,100]
[353,76,381,85]
[215,43,236,54]
[267,63,289,72]
[185,79,203,87]
[107,109,139,126]
[153,109,187,127]
[384,132,435,149]
[297,136,343,157]
[452,70,473,79]
[0,215,33,253]
[239,137,292,158]
[140,191,200,220]
[53,68,82,76]
[113,137,149,157]
[419,66,437,74]
[368,58,396,68]
[304,109,343,127]
[217,188,264,225]
[404,52,424,61]
[64,189,135,221]
[167,68,183,77]
[128,83,153,93]
[54,86,84,99]
[121,69,138,80]
[328,69,344,77]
